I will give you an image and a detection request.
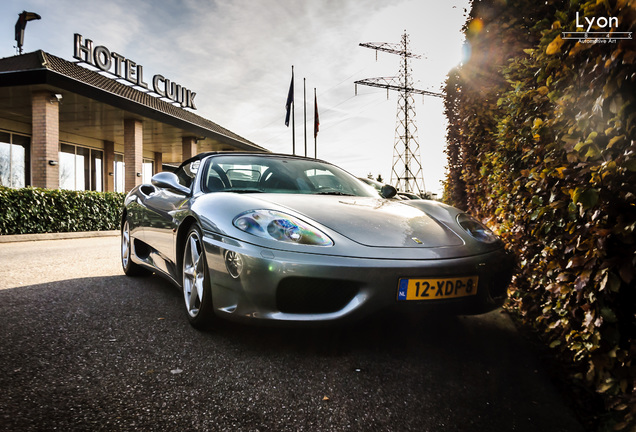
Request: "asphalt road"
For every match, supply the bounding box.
[0,236,584,431]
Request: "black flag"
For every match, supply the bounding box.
[285,69,294,127]
[314,92,319,138]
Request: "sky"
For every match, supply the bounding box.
[2,0,470,196]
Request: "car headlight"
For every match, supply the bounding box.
[233,210,333,246]
[456,213,499,244]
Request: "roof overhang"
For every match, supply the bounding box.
[0,51,267,162]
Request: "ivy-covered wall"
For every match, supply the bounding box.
[444,0,635,429]
[0,187,125,235]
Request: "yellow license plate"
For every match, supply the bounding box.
[397,276,478,301]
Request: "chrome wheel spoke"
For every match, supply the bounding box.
[121,222,130,266]
[195,251,205,300]
[189,237,200,269]
[188,280,199,311]
[183,263,195,278]
[195,274,204,305]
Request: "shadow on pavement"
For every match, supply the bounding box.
[0,274,584,432]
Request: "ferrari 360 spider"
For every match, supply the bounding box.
[121,152,512,328]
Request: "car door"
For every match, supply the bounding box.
[135,181,190,278]
[141,160,200,274]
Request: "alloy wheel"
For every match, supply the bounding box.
[183,230,206,318]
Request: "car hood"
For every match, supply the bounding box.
[253,195,464,248]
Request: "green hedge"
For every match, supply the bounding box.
[444,0,635,430]
[0,186,125,235]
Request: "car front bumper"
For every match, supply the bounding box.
[202,232,513,325]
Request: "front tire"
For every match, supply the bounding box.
[121,219,149,276]
[182,226,214,328]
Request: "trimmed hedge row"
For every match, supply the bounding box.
[0,186,125,235]
[444,0,635,430]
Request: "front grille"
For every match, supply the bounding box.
[276,277,359,314]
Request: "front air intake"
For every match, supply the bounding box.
[276,278,359,314]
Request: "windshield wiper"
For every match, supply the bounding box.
[226,188,265,193]
[315,191,355,196]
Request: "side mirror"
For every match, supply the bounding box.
[380,184,397,199]
[151,172,190,195]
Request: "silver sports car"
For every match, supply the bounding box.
[121,152,512,328]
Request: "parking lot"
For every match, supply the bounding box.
[0,236,583,431]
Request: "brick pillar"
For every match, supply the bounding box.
[124,119,143,192]
[154,152,163,173]
[104,140,115,192]
[31,91,59,189]
[182,136,197,161]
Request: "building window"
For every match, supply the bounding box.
[114,153,125,193]
[59,143,103,191]
[0,131,30,188]
[142,159,154,184]
[112,156,155,192]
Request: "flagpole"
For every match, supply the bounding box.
[303,78,308,157]
[314,88,319,159]
[291,66,295,155]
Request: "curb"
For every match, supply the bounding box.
[0,230,120,244]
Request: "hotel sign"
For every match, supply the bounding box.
[73,33,197,109]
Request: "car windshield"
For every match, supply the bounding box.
[201,154,378,197]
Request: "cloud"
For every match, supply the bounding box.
[1,0,470,194]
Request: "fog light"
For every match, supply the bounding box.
[224,250,243,279]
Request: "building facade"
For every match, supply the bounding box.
[0,49,266,193]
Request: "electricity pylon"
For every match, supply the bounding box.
[355,32,443,195]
